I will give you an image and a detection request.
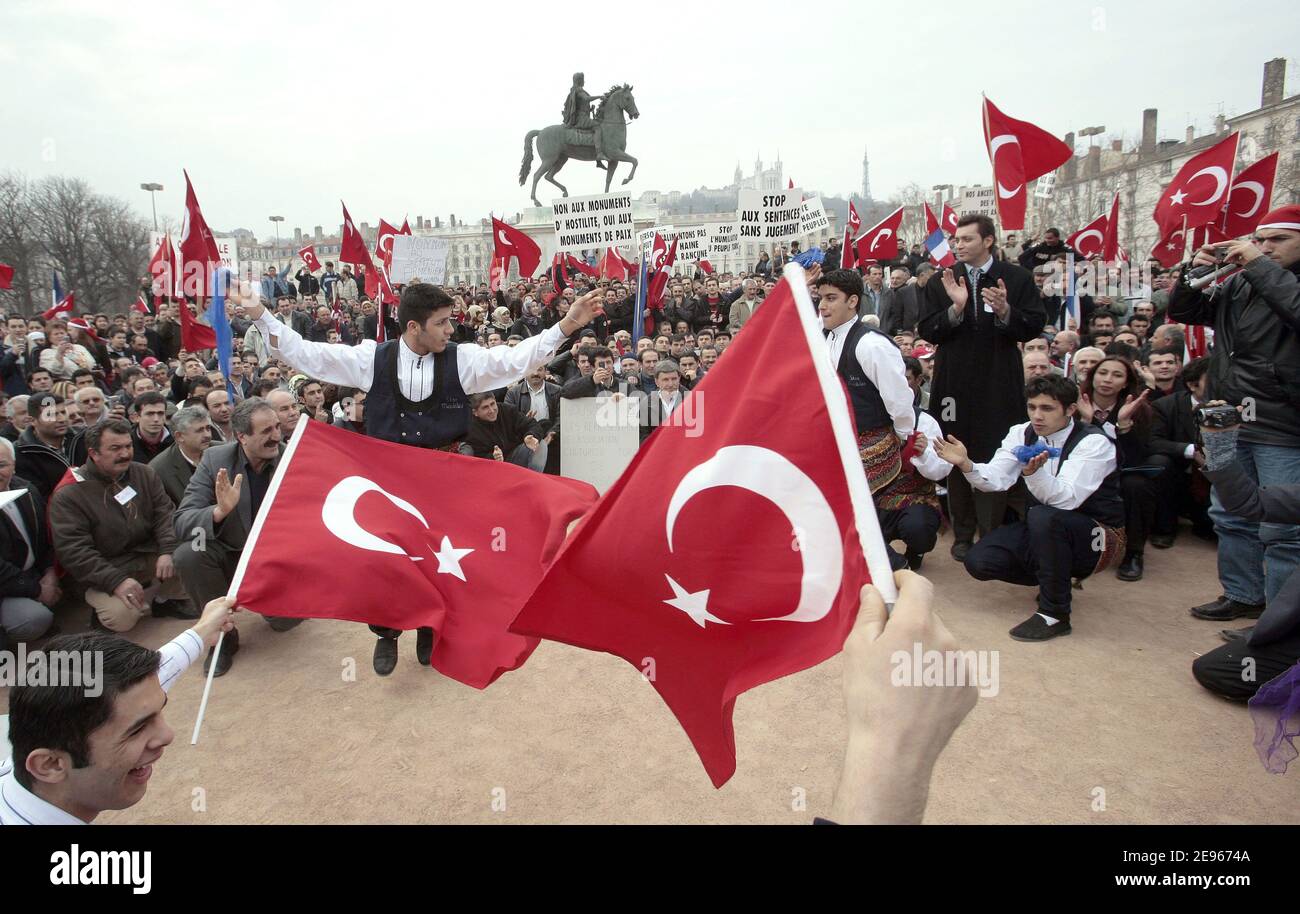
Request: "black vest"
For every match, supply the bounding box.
[1023,421,1124,527]
[834,319,895,434]
[364,340,469,448]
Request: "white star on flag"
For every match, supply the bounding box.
[433,536,474,581]
[1169,190,1187,205]
[663,574,729,628]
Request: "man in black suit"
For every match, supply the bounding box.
[1144,356,1214,548]
[879,266,922,337]
[917,214,1046,560]
[0,438,60,645]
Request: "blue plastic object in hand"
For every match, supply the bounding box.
[1011,442,1061,464]
[794,248,826,268]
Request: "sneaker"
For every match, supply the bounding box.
[373,636,398,676]
[203,628,239,678]
[1190,599,1264,621]
[1220,625,1255,643]
[1149,533,1176,549]
[950,541,972,561]
[1116,553,1144,582]
[416,626,436,666]
[1009,613,1072,642]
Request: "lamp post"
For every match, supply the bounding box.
[269,215,284,262]
[140,182,164,232]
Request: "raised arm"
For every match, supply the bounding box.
[251,308,375,390]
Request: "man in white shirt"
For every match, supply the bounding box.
[814,269,916,507]
[236,281,602,675]
[0,597,235,825]
[934,374,1123,642]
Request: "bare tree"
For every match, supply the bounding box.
[0,171,42,317]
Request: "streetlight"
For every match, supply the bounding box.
[1078,125,1106,146]
[268,216,284,258]
[140,182,164,231]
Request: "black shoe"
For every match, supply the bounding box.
[905,550,924,571]
[1220,625,1255,643]
[416,627,435,666]
[1149,533,1176,549]
[1190,595,1230,617]
[1009,613,1072,642]
[203,628,239,678]
[265,615,305,632]
[950,541,972,561]
[1191,599,1265,621]
[151,598,200,620]
[1116,553,1144,582]
[373,636,398,676]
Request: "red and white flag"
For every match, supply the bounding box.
[1067,213,1109,259]
[67,316,100,340]
[179,171,221,296]
[339,201,373,268]
[511,265,893,787]
[374,218,402,270]
[941,202,959,236]
[1152,131,1239,237]
[1100,192,1122,264]
[491,216,542,279]
[647,234,677,309]
[1218,151,1278,239]
[298,245,322,273]
[982,97,1073,231]
[847,201,862,234]
[132,293,151,315]
[855,206,904,264]
[1150,224,1190,269]
[839,225,856,269]
[599,247,633,281]
[148,233,182,301]
[697,259,715,275]
[231,418,597,689]
[489,254,505,293]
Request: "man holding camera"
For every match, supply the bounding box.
[1169,205,1300,622]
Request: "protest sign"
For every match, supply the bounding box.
[737,188,804,243]
[798,197,830,236]
[551,192,635,255]
[389,235,449,284]
[560,397,640,493]
[673,225,710,263]
[705,221,739,258]
[638,225,674,253]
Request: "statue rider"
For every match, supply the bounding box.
[562,72,607,170]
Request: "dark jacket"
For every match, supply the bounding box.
[131,425,172,464]
[1167,256,1300,446]
[156,319,182,362]
[148,443,199,506]
[1,346,28,397]
[465,402,541,459]
[504,379,562,436]
[879,284,921,336]
[1018,240,1075,271]
[14,426,88,501]
[1148,389,1197,464]
[0,476,54,600]
[1203,459,1300,646]
[49,459,177,594]
[173,441,283,552]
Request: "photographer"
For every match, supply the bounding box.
[1190,402,1300,705]
[1169,205,1300,621]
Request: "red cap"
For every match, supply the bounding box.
[913,344,935,359]
[1257,204,1300,232]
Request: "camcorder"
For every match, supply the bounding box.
[1195,404,1240,429]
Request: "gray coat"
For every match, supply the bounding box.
[173,441,284,551]
[148,443,198,507]
[878,284,921,336]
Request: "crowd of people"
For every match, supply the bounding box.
[1,201,1298,825]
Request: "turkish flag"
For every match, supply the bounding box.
[1219,152,1278,239]
[599,247,629,281]
[511,267,891,786]
[489,254,505,293]
[491,216,542,279]
[565,253,599,278]
[847,201,861,233]
[178,298,217,351]
[1067,213,1108,259]
[374,218,402,269]
[855,206,904,264]
[1152,131,1239,237]
[299,245,322,273]
[340,201,373,267]
[941,203,959,236]
[839,225,856,269]
[697,259,714,275]
[148,233,182,300]
[1100,192,1121,263]
[0,262,12,290]
[131,294,151,315]
[67,317,100,341]
[231,418,597,688]
[788,178,794,189]
[1149,224,1190,269]
[647,235,678,309]
[179,171,221,294]
[982,97,1073,231]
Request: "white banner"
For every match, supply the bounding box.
[738,188,804,243]
[389,235,449,284]
[960,185,998,219]
[798,197,830,236]
[551,192,635,255]
[673,225,710,263]
[560,397,640,493]
[704,221,739,259]
[638,225,673,252]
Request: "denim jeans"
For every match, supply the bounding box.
[1209,441,1300,606]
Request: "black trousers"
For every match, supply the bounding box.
[880,503,942,568]
[1192,631,1300,701]
[370,624,433,639]
[946,472,1027,543]
[963,505,1101,618]
[1152,456,1213,536]
[1122,470,1157,555]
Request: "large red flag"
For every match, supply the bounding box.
[647,235,678,308]
[1219,152,1278,239]
[231,418,597,688]
[178,299,217,350]
[1152,131,1239,237]
[1100,192,1121,263]
[1149,224,1189,269]
[298,245,322,273]
[491,216,542,279]
[855,206,904,264]
[179,171,221,295]
[941,202,959,235]
[511,266,890,786]
[564,253,600,278]
[1066,212,1108,259]
[847,201,861,233]
[599,247,629,281]
[0,262,12,290]
[374,218,402,269]
[982,97,1073,231]
[339,201,372,267]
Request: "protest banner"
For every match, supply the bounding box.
[551,192,635,255]
[638,225,674,253]
[798,197,831,236]
[560,397,640,493]
[673,225,710,263]
[737,188,804,243]
[389,235,449,284]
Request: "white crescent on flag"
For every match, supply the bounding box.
[1185,166,1230,206]
[1073,229,1104,256]
[1229,180,1266,218]
[869,229,892,252]
[990,134,1023,198]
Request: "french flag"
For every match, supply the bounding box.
[923,203,955,267]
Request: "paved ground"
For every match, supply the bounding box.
[3,526,1295,824]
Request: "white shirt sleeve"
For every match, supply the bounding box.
[964,424,1025,493]
[856,332,915,438]
[157,628,206,694]
[456,324,567,395]
[912,412,953,482]
[255,311,377,391]
[1024,430,1117,511]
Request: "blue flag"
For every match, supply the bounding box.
[632,251,649,346]
[208,268,235,399]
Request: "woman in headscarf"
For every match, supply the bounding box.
[509,297,544,339]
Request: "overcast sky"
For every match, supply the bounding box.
[3,0,1297,239]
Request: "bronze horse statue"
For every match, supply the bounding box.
[519,85,640,207]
